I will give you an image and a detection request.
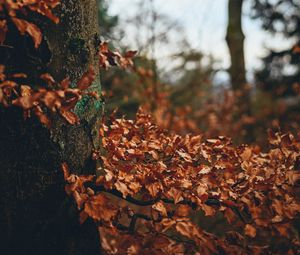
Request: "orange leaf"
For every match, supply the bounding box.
[12,94,35,109]
[152,201,168,216]
[240,147,252,162]
[124,50,137,58]
[115,180,131,198]
[61,162,70,180]
[292,45,300,54]
[12,18,42,48]
[40,73,55,85]
[84,194,118,222]
[29,3,60,24]
[79,211,89,225]
[0,20,8,44]
[245,224,256,238]
[77,66,96,90]
[60,77,71,89]
[60,109,80,125]
[175,221,202,240]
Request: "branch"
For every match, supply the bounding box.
[85,182,246,223]
[231,176,247,189]
[86,182,221,208]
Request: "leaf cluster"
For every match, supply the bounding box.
[63,109,300,254]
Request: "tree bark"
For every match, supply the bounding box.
[226,0,246,90]
[226,0,254,143]
[0,1,102,254]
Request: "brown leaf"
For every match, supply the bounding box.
[177,150,192,162]
[12,95,36,109]
[240,147,252,162]
[20,85,32,97]
[60,77,71,89]
[167,187,183,204]
[153,235,171,250]
[160,218,176,232]
[40,73,55,85]
[292,45,300,54]
[60,108,80,125]
[201,204,216,216]
[152,201,168,216]
[84,194,118,222]
[10,73,27,80]
[12,18,42,48]
[115,180,131,198]
[146,182,162,197]
[79,211,89,225]
[176,205,190,217]
[124,50,137,58]
[245,224,256,238]
[0,20,8,44]
[267,129,281,145]
[33,106,51,128]
[29,2,60,24]
[61,162,70,180]
[274,223,289,237]
[73,190,88,210]
[77,66,96,90]
[175,221,202,240]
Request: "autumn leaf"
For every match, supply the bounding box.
[160,218,176,233]
[115,180,131,198]
[176,205,190,217]
[77,66,96,90]
[33,106,51,128]
[292,45,300,54]
[267,129,281,145]
[73,190,88,210]
[175,221,202,240]
[12,18,42,48]
[60,77,71,89]
[152,201,168,217]
[79,211,89,225]
[84,194,118,222]
[146,182,162,197]
[240,147,252,162]
[0,20,7,44]
[245,224,256,238]
[61,162,70,180]
[40,73,55,86]
[28,2,60,24]
[167,187,183,204]
[12,94,36,109]
[98,42,137,69]
[60,108,80,125]
[201,204,216,216]
[124,50,138,58]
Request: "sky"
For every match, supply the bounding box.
[108,0,291,82]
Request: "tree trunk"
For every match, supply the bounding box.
[226,0,246,90]
[226,0,254,143]
[0,1,102,254]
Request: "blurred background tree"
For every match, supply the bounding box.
[248,0,300,144]
[97,0,119,40]
[97,0,300,147]
[226,0,246,91]
[250,0,300,98]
